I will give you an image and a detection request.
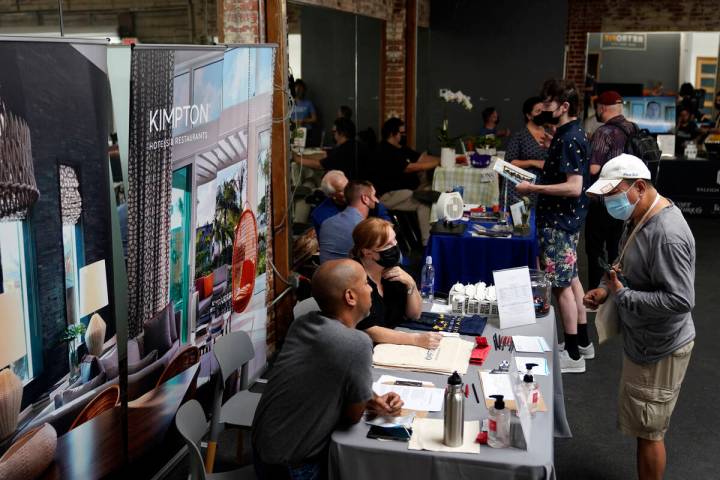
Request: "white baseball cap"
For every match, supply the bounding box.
[586,154,652,195]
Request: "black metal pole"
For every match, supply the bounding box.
[57,0,64,36]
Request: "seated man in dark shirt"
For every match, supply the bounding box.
[311,170,391,235]
[252,259,403,479]
[368,118,439,245]
[293,117,368,180]
[674,108,701,156]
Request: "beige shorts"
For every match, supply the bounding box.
[618,341,693,441]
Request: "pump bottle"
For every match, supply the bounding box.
[521,363,540,415]
[488,394,510,448]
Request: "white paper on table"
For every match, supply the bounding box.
[408,418,480,454]
[514,356,549,376]
[429,303,451,314]
[373,337,475,375]
[538,337,552,352]
[479,371,517,403]
[511,336,545,353]
[365,412,416,428]
[372,382,445,412]
[493,267,537,329]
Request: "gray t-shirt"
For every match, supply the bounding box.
[252,311,373,465]
[610,204,696,364]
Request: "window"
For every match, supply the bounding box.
[193,60,223,124]
[0,221,35,382]
[59,164,85,326]
[62,223,84,324]
[695,57,717,116]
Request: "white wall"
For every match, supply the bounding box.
[288,33,302,80]
[679,32,719,88]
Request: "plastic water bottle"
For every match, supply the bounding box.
[420,256,435,302]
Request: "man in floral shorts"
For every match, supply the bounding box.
[517,78,591,374]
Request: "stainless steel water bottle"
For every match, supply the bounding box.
[443,371,464,447]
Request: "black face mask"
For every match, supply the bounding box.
[595,111,603,123]
[399,135,407,146]
[375,245,401,268]
[533,110,560,125]
[531,113,545,126]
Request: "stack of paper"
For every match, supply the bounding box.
[511,335,551,353]
[373,336,475,375]
[372,382,445,412]
[408,418,480,454]
[514,357,549,376]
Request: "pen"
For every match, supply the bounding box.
[472,383,480,404]
[464,384,469,398]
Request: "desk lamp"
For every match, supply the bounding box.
[79,260,109,357]
[0,290,28,441]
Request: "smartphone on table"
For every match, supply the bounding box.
[366,425,412,442]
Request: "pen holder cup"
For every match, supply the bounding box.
[530,269,551,317]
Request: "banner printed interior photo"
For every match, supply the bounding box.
[126,45,275,381]
[0,39,121,447]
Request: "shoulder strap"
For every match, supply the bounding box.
[617,192,661,266]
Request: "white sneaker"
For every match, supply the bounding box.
[559,349,586,374]
[558,342,595,360]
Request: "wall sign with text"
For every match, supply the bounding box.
[601,33,647,51]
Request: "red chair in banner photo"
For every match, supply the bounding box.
[232,207,258,314]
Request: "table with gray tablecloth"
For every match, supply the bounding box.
[329,307,570,480]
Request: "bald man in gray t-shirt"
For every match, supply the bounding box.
[252,260,402,478]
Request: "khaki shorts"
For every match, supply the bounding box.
[618,341,693,441]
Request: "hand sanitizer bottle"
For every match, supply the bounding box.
[488,394,510,448]
[521,363,540,416]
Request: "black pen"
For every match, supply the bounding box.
[472,383,480,404]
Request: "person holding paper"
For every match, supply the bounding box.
[351,217,441,350]
[583,154,695,480]
[515,78,591,374]
[252,259,403,479]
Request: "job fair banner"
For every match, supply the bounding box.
[126,45,275,380]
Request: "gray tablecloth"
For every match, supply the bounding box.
[329,308,570,480]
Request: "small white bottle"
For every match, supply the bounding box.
[487,394,510,448]
[521,363,540,416]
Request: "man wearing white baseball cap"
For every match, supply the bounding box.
[584,153,696,480]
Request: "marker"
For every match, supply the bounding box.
[464,384,469,398]
[472,383,480,404]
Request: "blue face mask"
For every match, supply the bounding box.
[604,183,639,220]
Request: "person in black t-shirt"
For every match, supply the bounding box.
[367,118,439,245]
[293,117,368,180]
[351,217,441,349]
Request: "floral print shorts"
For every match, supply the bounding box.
[538,227,579,287]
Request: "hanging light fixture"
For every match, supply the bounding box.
[59,165,82,225]
[0,100,39,220]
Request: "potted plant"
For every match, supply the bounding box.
[438,89,473,168]
[61,323,87,383]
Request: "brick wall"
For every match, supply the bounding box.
[220,0,430,121]
[0,0,217,44]
[566,0,720,101]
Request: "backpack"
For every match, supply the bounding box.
[611,122,662,164]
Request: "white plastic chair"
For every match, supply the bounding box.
[175,399,256,479]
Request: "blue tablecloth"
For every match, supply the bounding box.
[426,213,538,294]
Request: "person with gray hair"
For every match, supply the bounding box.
[584,154,695,480]
[252,259,403,479]
[311,170,392,234]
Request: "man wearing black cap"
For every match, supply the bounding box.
[586,91,637,296]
